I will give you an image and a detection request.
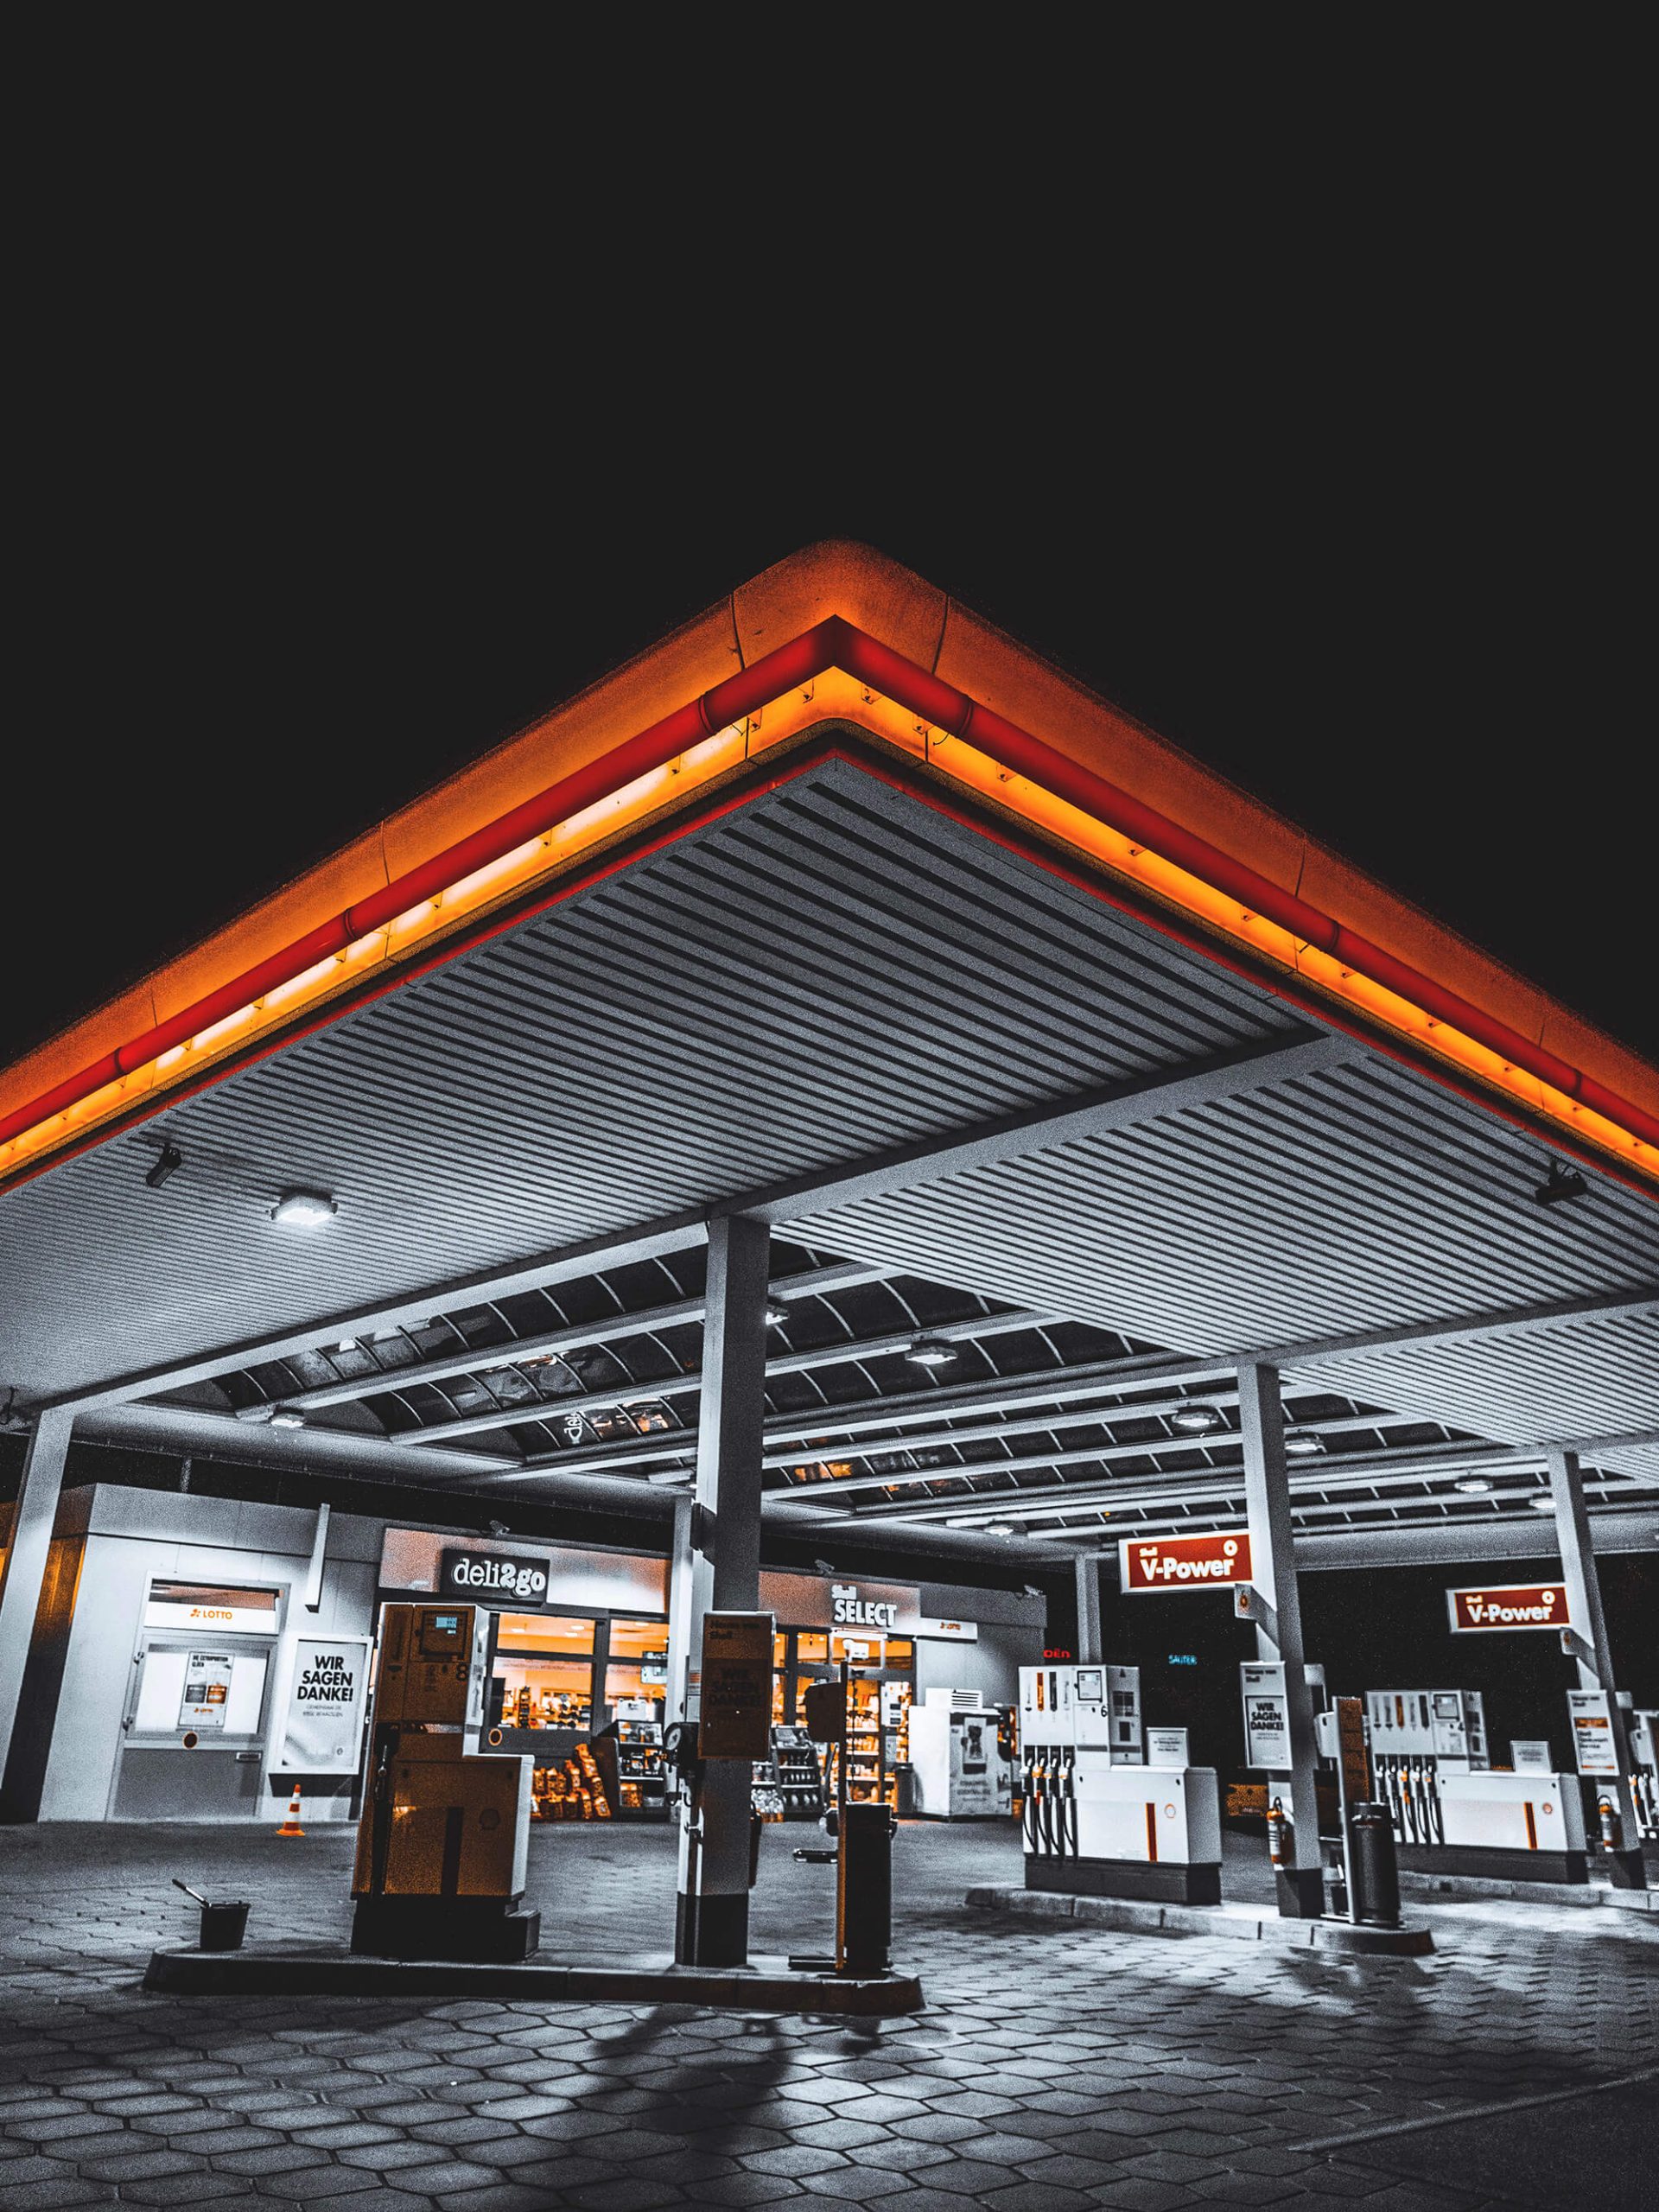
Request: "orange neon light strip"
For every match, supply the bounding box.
[1,628,1654,1187]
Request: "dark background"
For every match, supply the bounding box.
[5,107,1651,1074]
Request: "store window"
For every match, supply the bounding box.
[495,1615,595,1730]
[604,1617,669,1718]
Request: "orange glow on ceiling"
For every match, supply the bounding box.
[0,659,1652,1190]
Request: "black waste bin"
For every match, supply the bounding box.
[198,1900,251,1951]
[1347,1800,1402,1928]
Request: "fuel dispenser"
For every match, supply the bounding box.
[1366,1685,1586,1882]
[1630,1711,1659,1843]
[352,1604,540,1960]
[1020,1663,1221,1904]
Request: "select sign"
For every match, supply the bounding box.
[1447,1584,1569,1632]
[1120,1531,1253,1592]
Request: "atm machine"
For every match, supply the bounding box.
[1020,1663,1222,1904]
[352,1604,541,1958]
[1365,1685,1586,1882]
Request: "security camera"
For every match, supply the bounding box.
[486,1519,511,1537]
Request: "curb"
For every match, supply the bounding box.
[143,1946,925,2015]
[966,1886,1434,1956]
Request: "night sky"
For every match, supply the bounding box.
[8,195,1649,1077]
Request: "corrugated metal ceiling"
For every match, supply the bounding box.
[0,757,1295,1398]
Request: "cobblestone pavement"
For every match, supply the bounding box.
[2,1821,1655,2210]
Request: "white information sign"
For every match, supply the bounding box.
[178,1652,234,1731]
[1147,1726,1190,1769]
[1567,1690,1620,1778]
[1241,1662,1291,1770]
[1510,1739,1553,1774]
[279,1637,369,1770]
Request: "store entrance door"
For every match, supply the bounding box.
[111,1636,275,1819]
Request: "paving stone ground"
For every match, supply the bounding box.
[1,1819,1654,2209]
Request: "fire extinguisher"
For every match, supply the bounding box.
[1597,1798,1623,1853]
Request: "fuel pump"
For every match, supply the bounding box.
[1019,1665,1221,1904]
[1367,1684,1587,1881]
[352,1604,539,1961]
[789,1666,900,1979]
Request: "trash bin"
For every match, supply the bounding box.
[1347,1800,1402,1928]
[198,1900,251,1951]
[173,1878,250,1951]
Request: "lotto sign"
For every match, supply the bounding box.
[1120,1530,1253,1592]
[1447,1584,1569,1632]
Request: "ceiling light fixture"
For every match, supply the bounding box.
[981,1521,1016,1536]
[144,1141,183,1191]
[1528,1492,1557,1512]
[233,1403,277,1425]
[1283,1430,1325,1457]
[1533,1159,1588,1207]
[1454,1476,1494,1495]
[904,1332,960,1369]
[271,1186,337,1228]
[270,1408,305,1429]
[764,1302,788,1326]
[1171,1402,1224,1435]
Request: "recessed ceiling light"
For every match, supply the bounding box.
[1284,1430,1325,1457]
[1171,1403,1224,1435]
[1528,1492,1556,1512]
[233,1403,277,1425]
[764,1303,788,1327]
[271,1187,336,1228]
[270,1408,305,1429]
[1454,1476,1494,1495]
[981,1521,1016,1536]
[336,1338,359,1353]
[905,1332,960,1368]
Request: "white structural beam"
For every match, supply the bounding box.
[1548,1446,1647,1884]
[1237,1362,1324,1919]
[0,1410,73,1804]
[55,1215,711,1416]
[719,1032,1360,1224]
[284,1259,892,1414]
[674,1214,771,1968]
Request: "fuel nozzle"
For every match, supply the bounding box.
[1266,1798,1292,1868]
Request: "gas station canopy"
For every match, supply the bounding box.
[3,543,1656,1571]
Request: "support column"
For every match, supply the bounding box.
[1236,1362,1323,1916]
[675,1215,770,1966]
[1074,1553,1103,1666]
[1548,1446,1646,1886]
[0,1409,73,1796]
[664,1491,697,1728]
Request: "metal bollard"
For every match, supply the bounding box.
[1347,1800,1402,1928]
[839,1801,895,1976]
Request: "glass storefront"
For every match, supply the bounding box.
[769,1625,914,1806]
[491,1609,669,1732]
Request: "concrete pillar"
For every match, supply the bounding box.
[1074,1553,1103,1665]
[1236,1361,1323,1916]
[0,1408,73,1794]
[1548,1446,1646,1886]
[675,1215,770,1966]
[664,1490,697,1726]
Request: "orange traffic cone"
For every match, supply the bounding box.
[276,1784,305,1837]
